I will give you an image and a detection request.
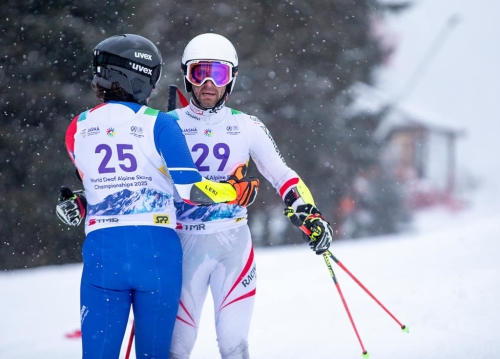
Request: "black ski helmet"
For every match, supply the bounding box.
[92,34,162,105]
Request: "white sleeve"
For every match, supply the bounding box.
[246,116,299,197]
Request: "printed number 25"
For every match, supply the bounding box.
[96,144,137,173]
[192,143,230,172]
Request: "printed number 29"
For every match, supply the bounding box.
[192,143,230,172]
[96,144,137,173]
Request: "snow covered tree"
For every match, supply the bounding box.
[0,0,409,269]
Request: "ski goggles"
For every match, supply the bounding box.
[185,60,235,87]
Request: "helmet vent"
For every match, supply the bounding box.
[131,78,145,94]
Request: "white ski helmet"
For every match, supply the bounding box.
[181,33,239,94]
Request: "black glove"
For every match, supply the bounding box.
[56,186,87,226]
[284,204,333,255]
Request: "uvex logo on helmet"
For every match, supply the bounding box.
[131,63,153,75]
[134,52,152,61]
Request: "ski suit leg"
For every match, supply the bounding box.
[131,227,183,358]
[81,226,182,359]
[80,276,131,358]
[170,231,215,359]
[210,226,256,359]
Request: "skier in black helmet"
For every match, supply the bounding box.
[56,34,258,358]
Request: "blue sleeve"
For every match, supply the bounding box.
[154,112,202,184]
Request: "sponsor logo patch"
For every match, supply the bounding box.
[190,103,204,115]
[241,265,257,288]
[131,62,153,75]
[88,218,119,226]
[80,129,87,138]
[154,215,170,225]
[87,126,100,136]
[250,115,262,124]
[106,128,116,137]
[80,305,89,325]
[134,52,153,61]
[130,126,144,138]
[235,217,245,223]
[226,125,240,135]
[204,129,213,137]
[186,111,201,121]
[259,125,285,163]
[182,127,198,135]
[204,184,218,195]
[180,224,206,231]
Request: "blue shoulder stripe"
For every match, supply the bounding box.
[77,110,89,122]
[105,101,142,113]
[154,111,202,185]
[166,110,179,121]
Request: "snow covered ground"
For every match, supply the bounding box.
[2,186,500,359]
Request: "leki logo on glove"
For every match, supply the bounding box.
[106,128,116,137]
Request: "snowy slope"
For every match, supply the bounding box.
[1,190,500,359]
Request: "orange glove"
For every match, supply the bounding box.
[227,164,259,207]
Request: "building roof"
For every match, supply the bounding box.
[349,82,465,141]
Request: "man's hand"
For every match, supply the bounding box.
[56,186,87,226]
[284,204,333,255]
[226,164,259,207]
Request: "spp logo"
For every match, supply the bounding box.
[154,215,170,225]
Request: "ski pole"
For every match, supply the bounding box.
[166,84,189,112]
[167,85,178,112]
[125,321,135,359]
[323,253,369,358]
[325,250,408,333]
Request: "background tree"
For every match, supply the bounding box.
[0,0,409,270]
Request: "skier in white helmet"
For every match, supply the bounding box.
[168,33,334,359]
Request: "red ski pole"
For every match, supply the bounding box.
[325,250,408,333]
[125,321,135,359]
[323,253,369,358]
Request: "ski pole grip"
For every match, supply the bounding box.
[167,84,178,111]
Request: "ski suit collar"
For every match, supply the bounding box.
[186,99,228,125]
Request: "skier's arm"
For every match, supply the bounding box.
[247,117,315,209]
[56,117,87,227]
[154,112,239,205]
[247,117,332,254]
